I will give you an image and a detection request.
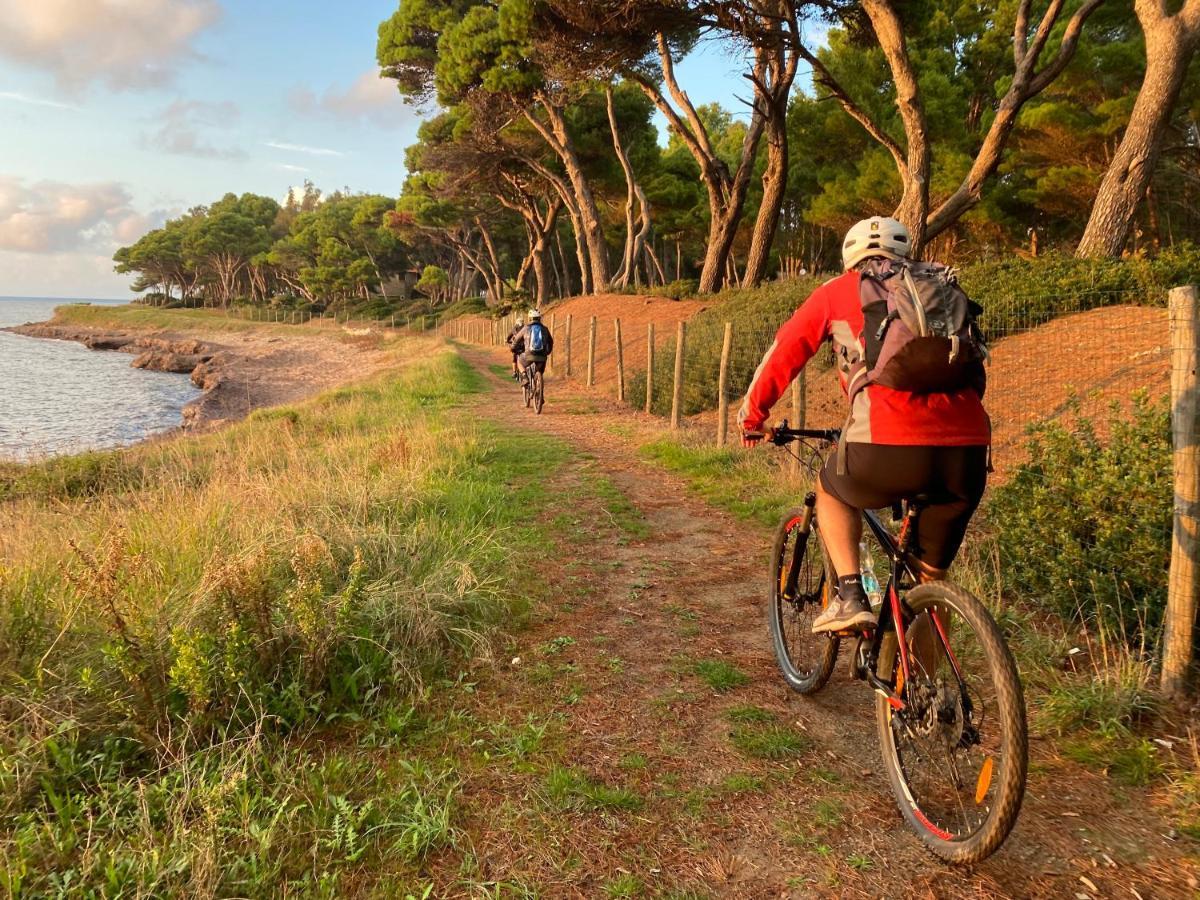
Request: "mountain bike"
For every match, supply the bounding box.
[521,362,545,414]
[758,422,1027,864]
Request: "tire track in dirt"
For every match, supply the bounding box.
[458,346,1197,899]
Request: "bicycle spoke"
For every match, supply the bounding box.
[886,598,1012,843]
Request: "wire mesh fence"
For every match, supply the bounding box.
[448,280,1197,683]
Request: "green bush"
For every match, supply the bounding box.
[646,278,699,300]
[985,394,1171,646]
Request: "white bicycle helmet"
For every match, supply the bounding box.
[514,317,524,327]
[528,309,542,320]
[841,216,912,270]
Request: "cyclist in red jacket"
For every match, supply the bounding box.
[739,217,990,633]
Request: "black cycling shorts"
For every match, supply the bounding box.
[521,353,547,373]
[818,444,988,569]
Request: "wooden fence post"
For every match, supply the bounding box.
[790,377,804,478]
[587,316,597,387]
[798,370,807,428]
[549,313,556,373]
[565,314,573,377]
[1164,284,1200,697]
[614,318,625,403]
[717,321,733,446]
[645,322,655,414]
[671,320,686,430]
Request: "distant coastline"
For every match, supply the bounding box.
[6,305,402,441]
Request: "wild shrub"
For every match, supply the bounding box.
[985,393,1171,647]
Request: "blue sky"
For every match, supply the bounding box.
[0,1,764,298]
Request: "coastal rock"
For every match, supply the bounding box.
[132,337,207,355]
[190,359,223,390]
[83,334,134,351]
[131,350,211,374]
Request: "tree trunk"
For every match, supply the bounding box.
[631,35,766,294]
[606,85,639,287]
[744,113,788,286]
[528,158,592,295]
[528,99,610,290]
[742,2,800,287]
[1077,1,1200,257]
[699,105,765,293]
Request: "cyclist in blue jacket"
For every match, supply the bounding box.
[511,309,554,381]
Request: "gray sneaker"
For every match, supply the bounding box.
[812,593,877,633]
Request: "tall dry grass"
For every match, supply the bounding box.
[0,342,569,894]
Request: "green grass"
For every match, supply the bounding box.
[639,436,802,527]
[693,659,750,693]
[729,723,810,760]
[592,475,651,539]
[543,766,644,812]
[603,873,644,898]
[725,705,775,724]
[0,343,583,895]
[52,301,295,333]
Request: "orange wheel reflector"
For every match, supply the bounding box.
[820,580,829,609]
[780,567,788,595]
[975,756,994,805]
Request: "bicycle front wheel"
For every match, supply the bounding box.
[875,581,1027,864]
[767,502,838,694]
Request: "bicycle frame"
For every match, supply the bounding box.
[770,424,968,714]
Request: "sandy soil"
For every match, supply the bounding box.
[7,319,400,431]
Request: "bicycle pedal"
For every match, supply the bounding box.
[833,626,872,638]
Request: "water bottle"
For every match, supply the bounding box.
[860,540,883,610]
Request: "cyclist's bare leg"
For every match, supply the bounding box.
[815,478,861,580]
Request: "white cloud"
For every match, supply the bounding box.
[0,0,221,91]
[289,69,412,129]
[276,163,310,173]
[263,140,345,157]
[0,176,149,253]
[144,99,246,160]
[0,91,79,111]
[0,249,134,298]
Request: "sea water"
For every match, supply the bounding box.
[0,298,202,460]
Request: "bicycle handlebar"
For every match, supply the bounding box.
[743,420,841,446]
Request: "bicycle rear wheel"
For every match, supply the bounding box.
[767,502,838,694]
[533,370,544,414]
[875,582,1027,864]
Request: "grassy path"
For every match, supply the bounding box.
[444,345,1199,899]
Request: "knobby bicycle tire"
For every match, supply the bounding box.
[768,507,839,694]
[533,370,544,414]
[875,581,1027,864]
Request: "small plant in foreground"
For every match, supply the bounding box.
[729,723,809,760]
[693,659,750,693]
[604,873,644,898]
[544,765,643,812]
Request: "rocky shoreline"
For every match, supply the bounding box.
[6,317,402,438]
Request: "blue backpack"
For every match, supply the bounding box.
[527,322,549,354]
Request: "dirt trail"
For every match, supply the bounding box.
[454,345,1196,899]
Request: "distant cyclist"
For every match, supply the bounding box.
[505,316,524,380]
[511,309,553,382]
[739,217,990,633]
